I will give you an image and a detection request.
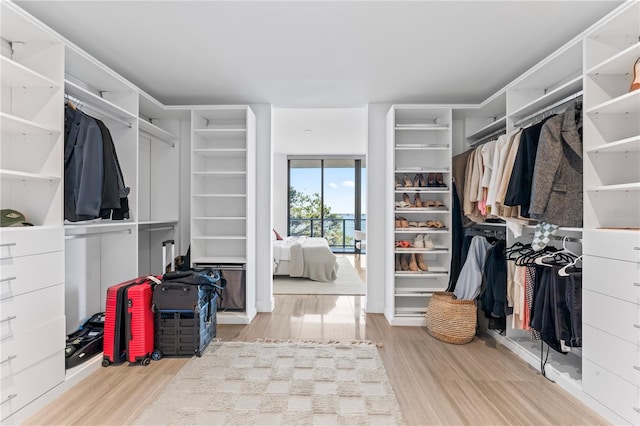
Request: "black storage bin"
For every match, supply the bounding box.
[216,267,246,311]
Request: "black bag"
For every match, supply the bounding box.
[153,270,224,312]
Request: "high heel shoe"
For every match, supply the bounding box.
[435,173,446,188]
[427,173,436,187]
[400,254,410,271]
[395,176,402,188]
[413,174,420,188]
[408,253,419,272]
[416,253,429,271]
[398,216,410,228]
[414,193,423,208]
[419,173,427,187]
[403,174,413,187]
[395,254,402,271]
[630,57,640,92]
[402,193,413,207]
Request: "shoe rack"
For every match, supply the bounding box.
[385,106,452,326]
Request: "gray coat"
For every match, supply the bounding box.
[529,103,583,227]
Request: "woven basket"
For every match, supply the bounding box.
[425,292,477,345]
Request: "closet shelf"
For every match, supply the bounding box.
[586,182,640,192]
[395,292,431,298]
[64,79,136,125]
[394,188,450,194]
[466,116,507,142]
[138,118,177,147]
[63,220,134,232]
[586,136,640,154]
[193,148,247,157]
[1,56,60,89]
[509,76,582,120]
[587,90,640,115]
[192,216,247,220]
[0,169,60,182]
[395,228,449,234]
[192,235,246,240]
[137,220,178,226]
[395,287,441,295]
[395,306,429,313]
[394,144,450,151]
[0,112,60,136]
[395,248,449,254]
[394,125,449,131]
[193,171,247,176]
[193,128,246,133]
[395,168,450,173]
[394,208,449,213]
[192,193,246,198]
[586,42,640,75]
[395,266,448,276]
[193,256,247,264]
[522,225,583,233]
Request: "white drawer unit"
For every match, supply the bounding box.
[583,289,640,345]
[0,227,64,260]
[0,351,65,422]
[583,255,640,304]
[583,358,640,425]
[583,324,640,388]
[0,316,65,381]
[0,251,64,301]
[583,230,640,264]
[0,284,64,341]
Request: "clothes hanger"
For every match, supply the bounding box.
[534,237,578,266]
[558,255,583,277]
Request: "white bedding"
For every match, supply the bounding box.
[273,236,338,282]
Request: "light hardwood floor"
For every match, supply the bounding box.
[25,256,607,425]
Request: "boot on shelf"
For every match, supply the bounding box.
[400,254,410,271]
[416,253,429,271]
[408,253,420,272]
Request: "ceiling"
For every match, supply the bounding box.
[16,1,622,107]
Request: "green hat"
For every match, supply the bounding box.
[0,209,33,227]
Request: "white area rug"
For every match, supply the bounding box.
[273,257,365,295]
[134,340,404,426]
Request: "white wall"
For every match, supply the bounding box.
[365,103,392,313]
[272,107,367,233]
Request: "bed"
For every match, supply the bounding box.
[273,235,339,282]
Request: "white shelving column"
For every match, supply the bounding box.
[0,2,66,423]
[385,106,452,326]
[582,2,640,424]
[191,106,256,324]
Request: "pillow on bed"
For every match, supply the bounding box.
[273,229,284,240]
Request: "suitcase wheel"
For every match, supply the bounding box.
[102,359,110,367]
[152,350,163,361]
[196,350,202,357]
[141,357,151,366]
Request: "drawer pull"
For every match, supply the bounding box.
[634,247,640,251]
[1,394,17,404]
[635,324,640,329]
[635,282,640,287]
[634,407,640,414]
[0,242,17,248]
[0,276,16,283]
[0,354,17,364]
[0,315,16,324]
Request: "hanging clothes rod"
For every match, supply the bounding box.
[140,226,175,232]
[514,91,583,128]
[65,93,133,129]
[65,228,132,240]
[469,127,507,148]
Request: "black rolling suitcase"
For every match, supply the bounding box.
[152,252,225,358]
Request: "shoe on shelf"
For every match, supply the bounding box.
[424,200,436,208]
[434,200,445,208]
[413,234,425,248]
[398,216,410,228]
[419,173,427,187]
[408,253,420,271]
[435,173,446,187]
[423,235,434,250]
[631,57,640,92]
[414,193,423,208]
[418,221,428,228]
[413,174,420,188]
[400,254,410,271]
[395,176,402,188]
[395,254,402,271]
[427,173,436,187]
[403,174,413,187]
[408,221,418,228]
[402,193,413,207]
[395,217,402,228]
[416,253,429,271]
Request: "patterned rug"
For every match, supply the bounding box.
[134,340,403,425]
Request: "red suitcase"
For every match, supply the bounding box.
[102,276,161,367]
